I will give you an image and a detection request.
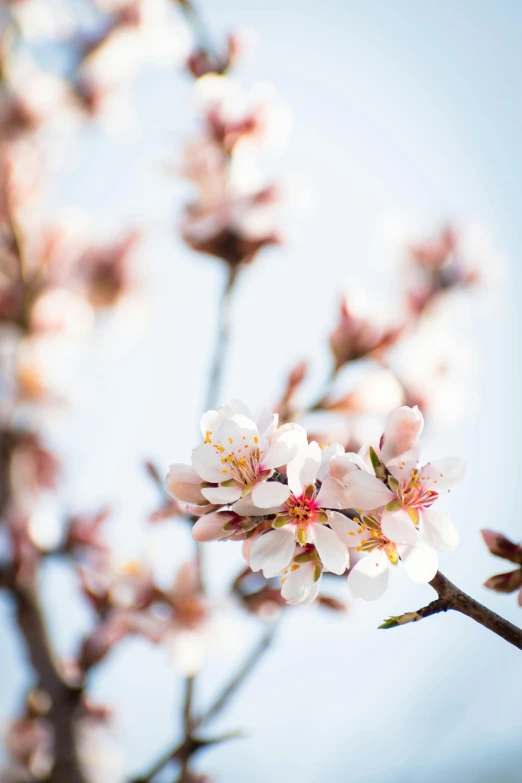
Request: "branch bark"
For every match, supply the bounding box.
[3,566,88,783]
[380,570,522,650]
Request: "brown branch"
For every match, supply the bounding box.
[380,570,522,650]
[132,627,275,783]
[3,567,88,783]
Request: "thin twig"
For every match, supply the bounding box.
[132,627,275,783]
[379,570,522,650]
[204,265,240,413]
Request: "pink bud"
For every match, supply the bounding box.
[481,529,522,564]
[380,405,424,464]
[166,464,206,505]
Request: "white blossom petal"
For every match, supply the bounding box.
[399,543,438,583]
[251,481,291,508]
[215,414,258,447]
[310,523,349,574]
[347,550,390,600]
[231,495,282,516]
[200,484,242,504]
[317,443,345,481]
[191,443,224,483]
[342,471,395,510]
[200,409,218,437]
[326,511,365,547]
[281,562,321,605]
[287,441,321,496]
[419,509,460,552]
[381,508,421,545]
[263,423,308,470]
[420,458,466,492]
[316,476,347,509]
[249,527,296,577]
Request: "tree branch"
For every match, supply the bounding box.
[132,627,275,783]
[3,567,88,783]
[380,570,522,650]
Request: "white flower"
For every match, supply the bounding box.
[338,510,438,601]
[340,406,465,553]
[249,442,352,578]
[190,400,307,508]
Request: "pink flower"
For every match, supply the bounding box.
[248,442,352,579]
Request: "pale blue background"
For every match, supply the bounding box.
[1,1,522,781]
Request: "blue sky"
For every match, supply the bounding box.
[2,1,522,780]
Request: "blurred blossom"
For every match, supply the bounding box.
[193,75,293,152]
[77,231,140,310]
[4,715,54,780]
[482,530,522,607]
[78,0,191,120]
[329,291,402,371]
[29,287,94,335]
[326,369,405,416]
[179,73,291,267]
[387,319,479,421]
[77,715,126,783]
[7,0,77,40]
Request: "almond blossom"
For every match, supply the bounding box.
[248,441,352,579]
[169,400,307,510]
[341,510,438,601]
[338,406,465,554]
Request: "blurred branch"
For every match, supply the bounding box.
[378,570,522,650]
[204,265,240,413]
[2,567,87,783]
[133,627,275,783]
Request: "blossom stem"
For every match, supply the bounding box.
[380,570,522,650]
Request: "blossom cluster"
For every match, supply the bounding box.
[167,401,465,604]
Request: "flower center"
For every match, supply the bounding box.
[397,468,438,509]
[353,514,398,564]
[286,489,318,524]
[206,430,265,487]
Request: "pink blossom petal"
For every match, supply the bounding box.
[192,512,233,542]
[380,405,424,464]
[317,443,345,481]
[165,464,206,504]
